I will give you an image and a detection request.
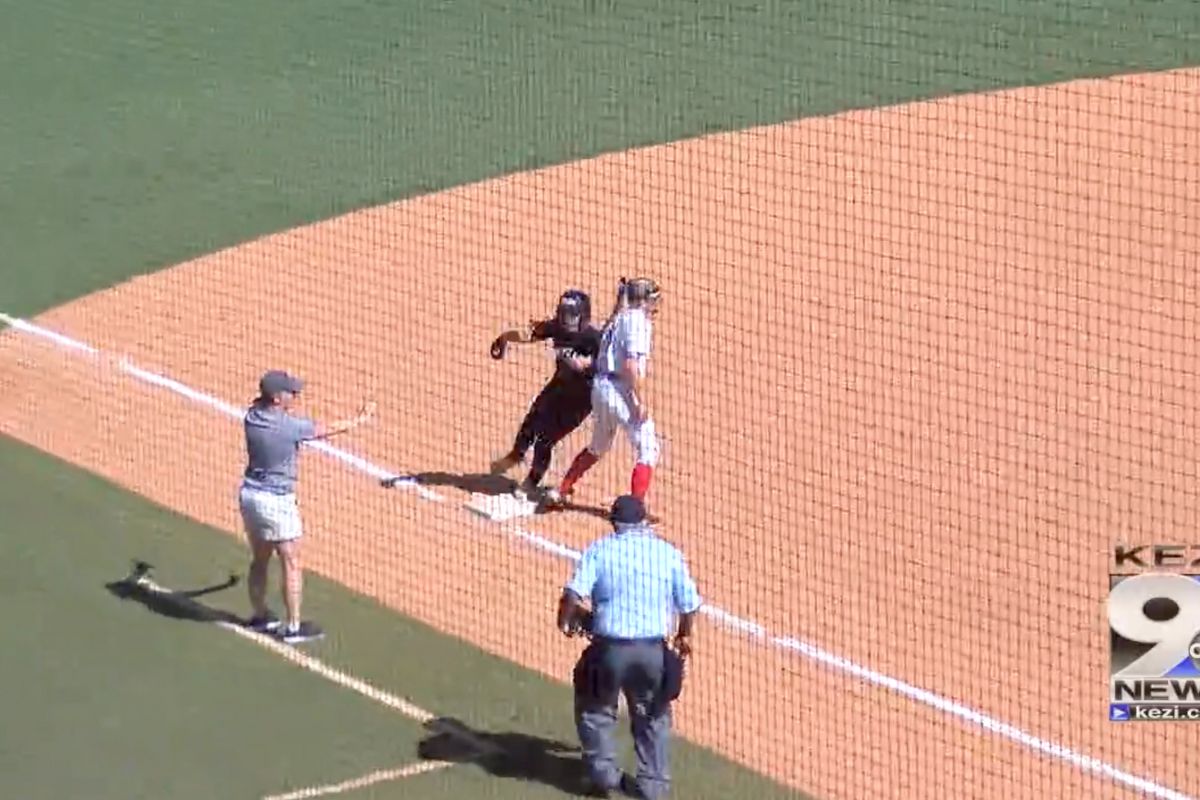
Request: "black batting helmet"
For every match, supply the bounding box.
[556,289,592,329]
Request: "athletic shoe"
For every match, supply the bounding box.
[513,478,541,502]
[246,613,282,633]
[379,474,413,489]
[279,621,325,644]
[619,773,648,798]
[579,775,617,798]
[489,453,520,475]
[538,487,574,511]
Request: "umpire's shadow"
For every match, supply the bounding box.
[419,717,592,796]
[105,561,245,625]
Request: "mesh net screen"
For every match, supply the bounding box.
[1,2,1199,799]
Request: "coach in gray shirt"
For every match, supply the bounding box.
[240,370,373,644]
[558,495,702,799]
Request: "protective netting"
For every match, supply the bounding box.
[2,3,1199,799]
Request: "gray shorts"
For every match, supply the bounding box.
[238,486,302,543]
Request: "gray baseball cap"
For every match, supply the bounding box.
[259,369,304,398]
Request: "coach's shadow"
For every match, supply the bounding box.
[105,562,245,625]
[418,717,592,796]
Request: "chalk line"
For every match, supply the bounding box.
[262,760,455,800]
[130,571,498,760]
[0,312,1190,800]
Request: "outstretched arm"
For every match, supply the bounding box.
[310,401,376,440]
[502,323,538,344]
[491,319,549,359]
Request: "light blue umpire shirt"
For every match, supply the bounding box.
[564,522,703,640]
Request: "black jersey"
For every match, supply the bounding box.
[530,319,601,393]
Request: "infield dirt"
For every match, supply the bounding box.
[3,68,1198,799]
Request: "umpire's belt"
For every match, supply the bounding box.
[592,635,665,645]
[575,636,685,706]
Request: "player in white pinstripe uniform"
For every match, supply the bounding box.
[543,278,662,507]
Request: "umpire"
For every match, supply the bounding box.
[557,495,702,799]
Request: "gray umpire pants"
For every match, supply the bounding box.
[574,638,671,799]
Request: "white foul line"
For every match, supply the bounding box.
[262,760,454,800]
[0,312,1191,800]
[131,573,498,760]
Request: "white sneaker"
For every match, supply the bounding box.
[538,487,572,510]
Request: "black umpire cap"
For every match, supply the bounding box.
[609,494,647,526]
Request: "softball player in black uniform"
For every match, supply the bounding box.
[489,290,601,498]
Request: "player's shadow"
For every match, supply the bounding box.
[405,470,520,496]
[541,498,663,526]
[418,717,593,796]
[105,561,245,625]
[542,497,612,522]
[384,472,662,524]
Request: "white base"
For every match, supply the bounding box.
[464,492,539,521]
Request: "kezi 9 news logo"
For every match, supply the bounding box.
[1108,544,1200,721]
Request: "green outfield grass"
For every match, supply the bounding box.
[0,439,799,799]
[2,1,1199,798]
[3,0,1197,316]
[0,439,431,800]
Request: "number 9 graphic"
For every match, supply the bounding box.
[1108,573,1200,678]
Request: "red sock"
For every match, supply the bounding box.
[631,464,654,499]
[559,449,599,493]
